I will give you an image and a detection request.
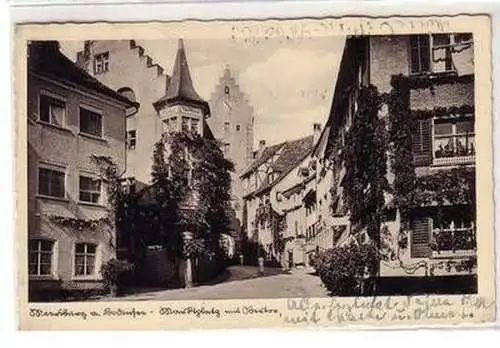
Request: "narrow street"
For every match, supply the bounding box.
[112,266,329,301]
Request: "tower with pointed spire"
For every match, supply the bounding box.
[154,39,210,137]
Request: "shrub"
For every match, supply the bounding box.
[100,258,134,291]
[315,242,379,296]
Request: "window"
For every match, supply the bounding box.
[236,124,241,132]
[224,122,230,133]
[94,52,109,74]
[80,107,102,137]
[74,243,97,276]
[79,175,102,204]
[39,94,65,126]
[121,177,136,195]
[166,117,177,133]
[225,86,230,95]
[38,166,65,198]
[410,35,431,74]
[191,118,200,134]
[127,130,137,150]
[29,239,54,276]
[223,143,230,155]
[433,118,475,163]
[410,33,473,74]
[182,117,190,132]
[431,206,475,252]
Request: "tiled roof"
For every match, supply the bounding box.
[250,135,315,197]
[28,41,138,107]
[240,142,286,178]
[153,39,209,113]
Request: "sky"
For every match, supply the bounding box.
[60,36,345,147]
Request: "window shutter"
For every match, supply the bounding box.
[410,216,432,258]
[413,118,433,166]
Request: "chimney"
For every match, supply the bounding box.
[258,140,266,155]
[313,123,322,144]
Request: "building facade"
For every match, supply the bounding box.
[314,33,476,293]
[208,68,255,233]
[76,41,255,244]
[28,41,137,300]
[76,40,170,188]
[240,128,317,266]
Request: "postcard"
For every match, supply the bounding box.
[14,14,496,330]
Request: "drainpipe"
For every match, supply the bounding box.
[120,103,140,177]
[117,103,140,261]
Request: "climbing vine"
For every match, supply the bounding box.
[152,131,234,258]
[320,73,477,287]
[48,215,110,231]
[341,84,388,246]
[386,74,477,275]
[48,155,130,249]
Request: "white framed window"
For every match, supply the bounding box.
[39,92,66,127]
[410,33,473,74]
[79,106,103,138]
[79,175,102,204]
[433,117,475,165]
[94,52,109,74]
[191,118,200,134]
[127,130,137,150]
[38,164,66,198]
[223,143,230,155]
[121,177,136,195]
[431,206,476,254]
[163,117,177,133]
[182,117,190,132]
[74,243,97,276]
[29,239,54,276]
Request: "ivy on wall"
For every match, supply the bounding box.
[340,84,388,246]
[323,73,477,281]
[152,131,235,258]
[48,215,110,231]
[48,155,128,248]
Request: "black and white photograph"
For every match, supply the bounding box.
[24,25,482,305]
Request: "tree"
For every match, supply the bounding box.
[150,132,234,267]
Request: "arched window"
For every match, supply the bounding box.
[224,86,230,95]
[117,87,136,102]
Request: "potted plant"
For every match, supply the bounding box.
[100,258,134,297]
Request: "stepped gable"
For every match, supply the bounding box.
[129,40,166,77]
[30,41,137,107]
[209,66,254,112]
[153,39,210,114]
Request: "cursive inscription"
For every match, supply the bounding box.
[231,18,451,47]
[283,295,495,326]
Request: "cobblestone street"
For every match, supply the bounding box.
[112,266,329,301]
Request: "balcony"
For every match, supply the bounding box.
[433,133,475,166]
[431,227,476,258]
